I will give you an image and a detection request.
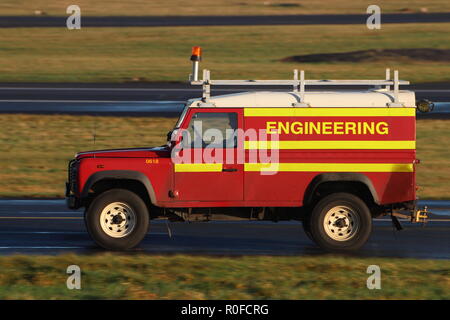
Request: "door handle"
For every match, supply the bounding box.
[222,168,238,172]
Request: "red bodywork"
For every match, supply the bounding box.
[68,107,417,210]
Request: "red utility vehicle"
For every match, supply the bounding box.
[66,48,431,251]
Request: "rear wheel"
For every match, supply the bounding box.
[307,193,372,252]
[85,189,149,250]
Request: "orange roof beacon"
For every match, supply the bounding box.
[66,47,433,251]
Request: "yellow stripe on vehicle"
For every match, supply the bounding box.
[245,140,416,150]
[244,163,414,173]
[174,163,223,172]
[244,108,416,117]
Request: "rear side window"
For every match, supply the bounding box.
[183,112,238,148]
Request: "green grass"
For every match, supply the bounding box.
[0,254,448,299]
[0,115,176,197]
[2,0,449,16]
[415,120,450,198]
[0,24,449,83]
[0,115,448,199]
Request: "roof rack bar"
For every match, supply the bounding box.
[187,48,410,108]
[191,77,409,86]
[387,70,404,107]
[202,69,211,102]
[300,70,305,103]
[385,68,391,90]
[291,70,309,107]
[394,70,400,103]
[187,48,409,89]
[293,69,299,93]
[190,68,409,107]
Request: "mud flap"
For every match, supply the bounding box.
[390,214,403,231]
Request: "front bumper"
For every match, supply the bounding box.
[66,159,81,209]
[66,182,81,209]
[66,195,81,209]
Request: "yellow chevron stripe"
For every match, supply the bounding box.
[245,140,416,150]
[244,163,413,173]
[174,163,223,172]
[244,108,416,117]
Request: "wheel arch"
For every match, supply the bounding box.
[303,173,380,207]
[81,170,157,205]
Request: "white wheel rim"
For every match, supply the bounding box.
[323,205,359,241]
[100,202,136,238]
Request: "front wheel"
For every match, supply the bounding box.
[307,193,372,252]
[85,189,149,250]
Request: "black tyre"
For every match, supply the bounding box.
[85,189,149,250]
[306,193,372,252]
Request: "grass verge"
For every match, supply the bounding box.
[2,0,450,16]
[0,254,448,299]
[0,24,449,83]
[0,115,448,199]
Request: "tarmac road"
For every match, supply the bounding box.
[2,13,450,28]
[0,199,448,259]
[0,84,449,116]
[1,83,449,101]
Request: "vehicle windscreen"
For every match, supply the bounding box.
[175,104,189,128]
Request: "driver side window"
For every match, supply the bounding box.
[183,112,237,148]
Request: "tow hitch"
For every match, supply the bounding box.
[389,206,429,231]
[412,206,429,223]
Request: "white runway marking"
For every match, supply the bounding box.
[0,231,169,235]
[375,218,450,222]
[0,216,82,219]
[0,231,84,234]
[0,199,65,205]
[0,246,84,249]
[19,211,82,214]
[0,99,184,103]
[0,87,200,92]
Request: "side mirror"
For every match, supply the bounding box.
[168,129,183,147]
[416,99,434,113]
[166,130,173,142]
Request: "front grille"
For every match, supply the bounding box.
[68,159,78,194]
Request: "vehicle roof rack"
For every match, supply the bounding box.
[188,47,409,107]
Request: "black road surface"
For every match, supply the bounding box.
[0,83,449,116]
[2,13,450,28]
[0,200,448,258]
[1,83,449,101]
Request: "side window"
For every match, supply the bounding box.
[183,112,238,148]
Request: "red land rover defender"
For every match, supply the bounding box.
[66,49,431,251]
